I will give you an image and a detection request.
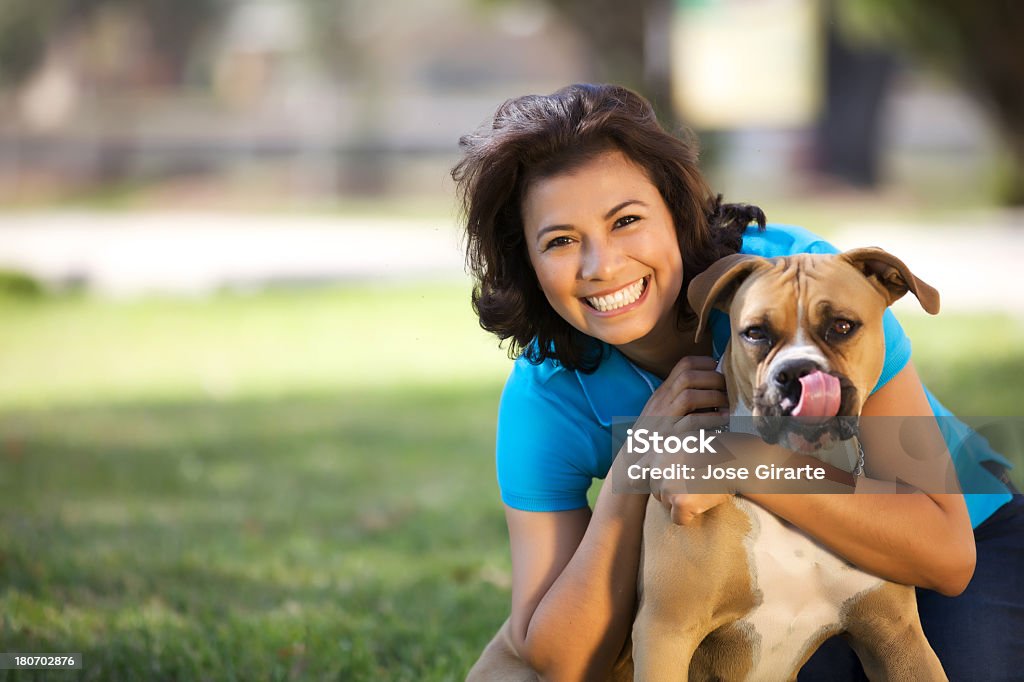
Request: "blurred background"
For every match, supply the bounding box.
[1,0,1022,679]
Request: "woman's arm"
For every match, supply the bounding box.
[742,361,976,596]
[505,484,646,680]
[504,356,729,680]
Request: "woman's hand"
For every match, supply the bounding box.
[639,355,729,420]
[645,432,774,525]
[652,492,733,526]
[636,355,735,525]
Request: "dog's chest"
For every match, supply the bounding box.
[732,498,884,674]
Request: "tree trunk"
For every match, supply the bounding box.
[996,131,1024,207]
[815,8,896,188]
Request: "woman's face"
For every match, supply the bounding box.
[521,150,684,348]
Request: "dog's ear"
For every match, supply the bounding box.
[842,247,940,315]
[688,254,767,341]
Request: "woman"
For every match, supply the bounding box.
[454,83,1022,681]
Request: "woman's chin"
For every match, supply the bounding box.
[584,318,655,347]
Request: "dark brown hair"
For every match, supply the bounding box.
[452,83,764,371]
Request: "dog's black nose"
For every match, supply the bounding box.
[773,359,821,388]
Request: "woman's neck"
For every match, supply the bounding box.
[616,317,712,379]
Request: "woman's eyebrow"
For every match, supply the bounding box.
[536,223,571,241]
[604,199,647,219]
[535,199,649,242]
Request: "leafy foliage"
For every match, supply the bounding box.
[842,0,1024,203]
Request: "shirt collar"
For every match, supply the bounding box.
[574,345,659,428]
[571,314,732,428]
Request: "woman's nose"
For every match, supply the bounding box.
[580,238,623,280]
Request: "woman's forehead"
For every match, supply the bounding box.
[522,151,660,223]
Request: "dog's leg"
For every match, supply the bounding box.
[842,583,948,682]
[634,497,759,681]
[631,616,704,682]
[689,622,761,682]
[633,497,706,681]
[845,626,946,682]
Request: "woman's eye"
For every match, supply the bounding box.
[613,215,639,229]
[544,235,573,250]
[741,326,769,343]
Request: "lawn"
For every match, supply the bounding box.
[1,284,1021,680]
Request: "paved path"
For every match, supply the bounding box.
[0,211,465,295]
[0,210,1022,315]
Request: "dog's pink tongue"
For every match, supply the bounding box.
[792,371,841,418]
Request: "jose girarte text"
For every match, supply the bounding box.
[624,428,827,482]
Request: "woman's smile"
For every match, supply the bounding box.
[581,276,649,314]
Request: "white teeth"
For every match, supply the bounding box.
[586,278,646,312]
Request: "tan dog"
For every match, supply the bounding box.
[631,248,947,681]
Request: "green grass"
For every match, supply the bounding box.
[0,386,510,681]
[0,283,510,409]
[900,313,1024,416]
[0,286,1021,680]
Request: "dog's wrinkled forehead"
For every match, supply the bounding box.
[688,247,940,344]
[732,254,889,324]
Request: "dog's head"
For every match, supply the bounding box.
[688,248,939,453]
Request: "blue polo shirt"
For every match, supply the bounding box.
[496,224,1013,528]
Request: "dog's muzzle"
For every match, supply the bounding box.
[754,360,860,451]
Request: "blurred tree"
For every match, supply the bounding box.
[816,0,897,189]
[472,0,675,121]
[540,0,648,91]
[0,0,224,89]
[128,0,225,85]
[0,2,57,87]
[296,0,392,194]
[844,0,1024,204]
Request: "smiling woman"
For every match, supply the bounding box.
[452,84,1024,681]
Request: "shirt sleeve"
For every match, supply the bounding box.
[875,309,912,392]
[495,367,595,512]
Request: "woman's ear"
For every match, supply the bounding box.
[687,254,766,340]
[842,247,940,315]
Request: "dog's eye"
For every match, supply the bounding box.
[827,319,857,341]
[741,326,769,343]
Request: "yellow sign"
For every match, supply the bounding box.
[672,0,823,128]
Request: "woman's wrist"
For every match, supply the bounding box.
[599,448,651,519]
